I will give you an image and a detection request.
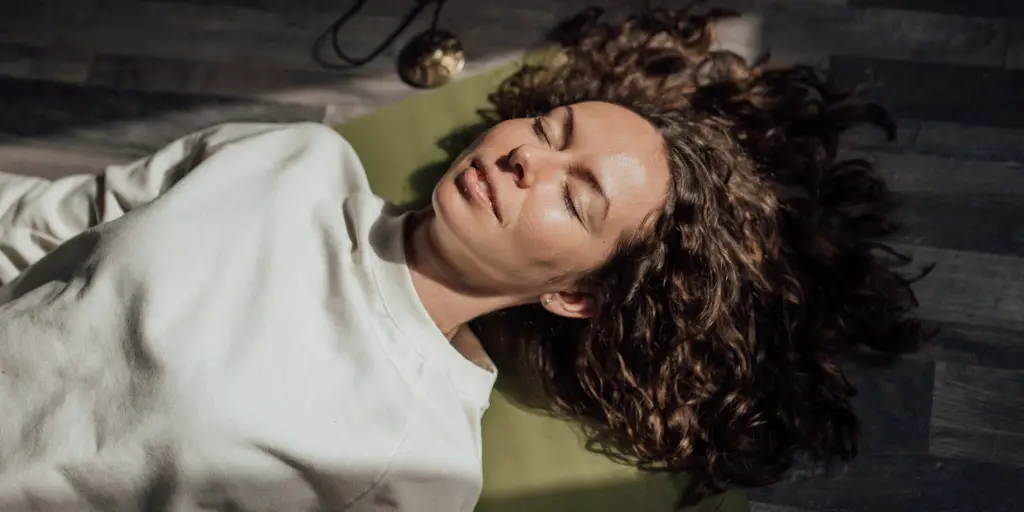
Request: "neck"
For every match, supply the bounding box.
[404,210,518,339]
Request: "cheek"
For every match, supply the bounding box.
[517,201,565,237]
[511,197,605,272]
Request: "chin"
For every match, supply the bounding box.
[431,176,455,218]
[430,178,481,251]
[432,179,471,238]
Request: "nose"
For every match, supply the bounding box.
[507,144,560,189]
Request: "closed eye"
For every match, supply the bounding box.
[532,117,552,147]
[536,112,585,226]
[563,182,581,223]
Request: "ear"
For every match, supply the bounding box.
[541,291,595,319]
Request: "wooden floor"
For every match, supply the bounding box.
[2,0,1023,510]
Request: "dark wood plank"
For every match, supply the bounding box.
[0,76,325,178]
[0,75,326,141]
[869,152,1024,194]
[309,0,650,64]
[895,245,1024,333]
[888,192,1024,256]
[839,355,935,456]
[356,0,644,21]
[748,454,1024,511]
[86,54,383,111]
[750,504,816,512]
[0,0,103,46]
[150,0,335,9]
[1006,21,1024,69]
[931,362,1024,468]
[0,143,140,180]
[65,0,642,76]
[850,0,1024,20]
[858,152,1024,256]
[0,42,93,83]
[934,362,1024,435]
[924,321,1024,372]
[844,118,1024,163]
[652,0,1005,67]
[76,0,651,124]
[84,50,537,127]
[731,0,1002,67]
[830,56,1024,130]
[66,0,325,71]
[931,425,1024,469]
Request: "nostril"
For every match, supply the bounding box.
[514,163,525,182]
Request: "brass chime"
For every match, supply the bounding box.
[314,0,465,89]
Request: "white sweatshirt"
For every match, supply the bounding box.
[0,123,497,511]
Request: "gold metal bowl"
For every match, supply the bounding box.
[397,28,466,89]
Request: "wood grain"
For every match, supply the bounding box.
[850,0,1024,20]
[931,362,1024,468]
[831,56,1024,129]
[894,245,1024,332]
[925,322,1024,371]
[844,118,1024,163]
[706,0,1006,67]
[0,43,93,83]
[860,152,1024,255]
[749,453,1024,511]
[750,504,815,512]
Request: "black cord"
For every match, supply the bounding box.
[428,0,446,30]
[312,0,449,71]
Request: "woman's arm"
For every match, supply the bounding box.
[0,122,297,283]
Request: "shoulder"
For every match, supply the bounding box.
[200,122,371,195]
[199,122,358,163]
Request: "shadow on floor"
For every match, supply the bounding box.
[475,476,749,512]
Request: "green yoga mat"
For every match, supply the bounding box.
[334,53,749,512]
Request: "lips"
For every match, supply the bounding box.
[465,160,501,221]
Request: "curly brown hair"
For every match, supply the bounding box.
[469,4,931,506]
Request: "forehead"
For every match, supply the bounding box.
[567,101,665,161]
[571,100,670,194]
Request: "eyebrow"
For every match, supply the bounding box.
[562,105,575,150]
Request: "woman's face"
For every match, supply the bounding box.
[429,101,671,307]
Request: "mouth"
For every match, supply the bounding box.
[460,159,501,222]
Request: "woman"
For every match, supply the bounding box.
[0,5,925,511]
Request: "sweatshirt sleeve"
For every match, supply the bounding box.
[0,455,323,512]
[0,122,357,284]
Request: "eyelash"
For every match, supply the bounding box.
[535,115,585,224]
[563,182,581,221]
[532,117,550,146]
